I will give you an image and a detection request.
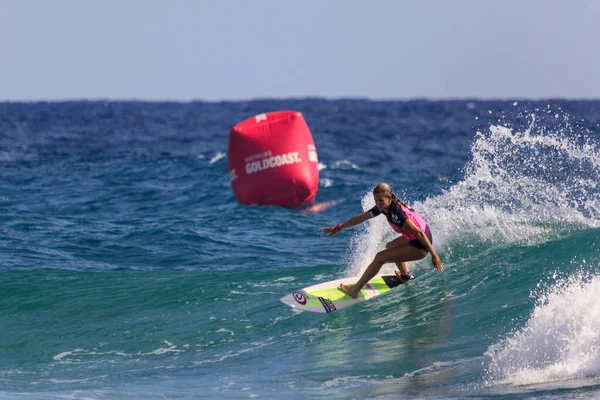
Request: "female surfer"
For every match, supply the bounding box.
[322,183,443,299]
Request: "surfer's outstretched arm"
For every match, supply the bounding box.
[322,211,373,236]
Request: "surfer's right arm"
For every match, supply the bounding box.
[322,212,374,236]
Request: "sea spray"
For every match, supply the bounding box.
[418,116,600,247]
[345,111,600,276]
[345,191,397,276]
[485,268,600,386]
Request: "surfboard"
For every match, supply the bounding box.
[280,274,412,313]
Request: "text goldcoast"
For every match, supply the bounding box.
[245,152,302,175]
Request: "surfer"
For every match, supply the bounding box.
[322,183,443,299]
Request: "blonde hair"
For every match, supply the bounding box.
[373,182,411,209]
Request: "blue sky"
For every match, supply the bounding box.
[1,0,599,101]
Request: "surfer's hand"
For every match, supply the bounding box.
[432,255,443,272]
[322,224,342,236]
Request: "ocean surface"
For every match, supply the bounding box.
[1,99,600,399]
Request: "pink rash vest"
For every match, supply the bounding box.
[368,201,430,241]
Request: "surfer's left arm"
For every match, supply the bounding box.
[403,220,443,272]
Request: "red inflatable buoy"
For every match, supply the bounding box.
[228,111,319,208]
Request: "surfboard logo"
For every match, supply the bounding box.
[293,291,307,305]
[318,297,337,313]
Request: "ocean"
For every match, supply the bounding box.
[1,99,599,399]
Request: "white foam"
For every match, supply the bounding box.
[53,349,85,361]
[425,122,600,246]
[331,160,360,170]
[320,375,376,388]
[274,276,296,282]
[149,341,183,355]
[192,339,274,366]
[209,152,227,164]
[320,178,333,187]
[486,271,600,386]
[52,341,186,362]
[424,120,598,245]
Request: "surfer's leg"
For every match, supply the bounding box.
[340,259,384,298]
[340,245,427,299]
[394,261,409,276]
[386,236,409,249]
[386,237,410,276]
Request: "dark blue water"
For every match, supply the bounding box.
[1,100,600,399]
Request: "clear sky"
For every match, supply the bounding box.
[1,0,599,101]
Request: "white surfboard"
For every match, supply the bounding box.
[280,274,411,313]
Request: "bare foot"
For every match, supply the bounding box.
[394,269,401,278]
[339,283,358,299]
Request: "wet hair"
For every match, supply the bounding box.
[373,182,393,198]
[373,182,412,210]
